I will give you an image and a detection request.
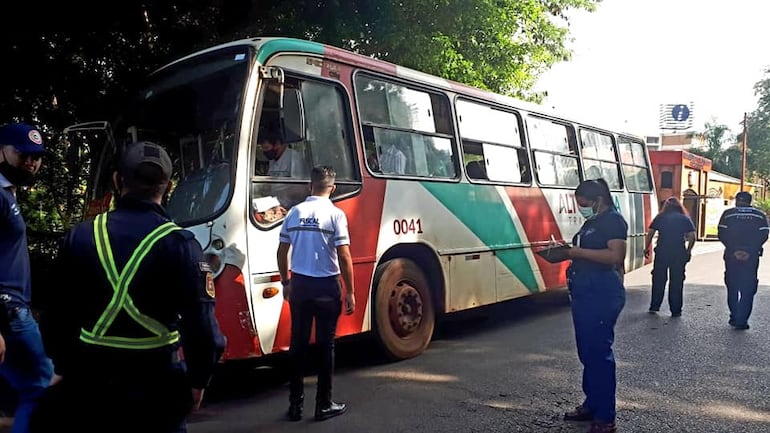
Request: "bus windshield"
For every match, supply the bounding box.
[114,47,251,225]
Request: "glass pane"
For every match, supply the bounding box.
[457,99,521,147]
[618,136,647,166]
[528,117,572,154]
[483,143,521,183]
[369,127,455,178]
[302,81,356,180]
[250,183,359,227]
[534,151,579,187]
[623,164,652,191]
[631,141,648,167]
[583,160,622,189]
[355,76,447,134]
[580,129,616,161]
[618,137,634,164]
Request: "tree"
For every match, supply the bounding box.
[688,121,741,178]
[743,68,770,189]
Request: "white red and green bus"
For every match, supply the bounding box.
[67,37,657,362]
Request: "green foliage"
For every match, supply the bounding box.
[754,198,770,216]
[687,122,741,178]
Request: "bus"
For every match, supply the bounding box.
[66,37,657,362]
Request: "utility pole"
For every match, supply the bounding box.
[741,112,748,191]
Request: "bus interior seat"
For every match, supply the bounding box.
[466,160,487,180]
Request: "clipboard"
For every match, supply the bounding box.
[535,244,571,263]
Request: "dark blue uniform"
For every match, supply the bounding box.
[32,196,225,433]
[569,209,627,424]
[718,206,769,328]
[649,212,696,315]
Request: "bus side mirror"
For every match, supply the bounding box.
[281,88,305,143]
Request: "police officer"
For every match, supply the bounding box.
[644,197,696,317]
[0,122,54,433]
[717,191,769,330]
[277,165,355,422]
[31,142,225,433]
[562,179,627,433]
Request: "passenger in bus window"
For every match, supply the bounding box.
[644,197,696,317]
[379,143,406,174]
[258,128,309,178]
[562,178,627,433]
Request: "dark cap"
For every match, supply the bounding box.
[736,191,752,203]
[120,142,172,182]
[0,123,46,154]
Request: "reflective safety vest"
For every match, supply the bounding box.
[79,212,182,350]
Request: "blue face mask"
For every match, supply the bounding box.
[578,205,595,219]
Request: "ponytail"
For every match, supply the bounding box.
[594,178,615,209]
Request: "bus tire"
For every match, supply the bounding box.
[373,258,435,360]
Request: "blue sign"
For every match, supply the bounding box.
[671,104,690,122]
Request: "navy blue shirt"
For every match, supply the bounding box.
[0,186,31,305]
[571,209,628,272]
[40,196,225,388]
[650,212,696,252]
[718,206,769,256]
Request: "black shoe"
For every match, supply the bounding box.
[648,308,659,313]
[734,324,750,330]
[728,318,735,326]
[564,405,593,422]
[287,403,303,421]
[315,401,347,421]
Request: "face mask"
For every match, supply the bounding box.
[578,205,595,219]
[264,149,279,161]
[0,161,35,186]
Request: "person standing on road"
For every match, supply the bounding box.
[0,123,54,433]
[717,191,769,330]
[31,142,225,433]
[562,179,627,433]
[644,197,697,317]
[277,165,356,422]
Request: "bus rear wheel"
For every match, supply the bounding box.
[373,258,435,360]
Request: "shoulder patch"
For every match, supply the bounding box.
[205,272,216,298]
[199,262,212,273]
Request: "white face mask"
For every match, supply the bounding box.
[578,203,596,219]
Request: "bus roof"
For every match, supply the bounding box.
[156,36,644,141]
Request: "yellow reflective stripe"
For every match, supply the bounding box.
[87,212,181,349]
[98,222,178,337]
[93,214,119,288]
[80,328,180,349]
[124,297,170,336]
[94,221,178,337]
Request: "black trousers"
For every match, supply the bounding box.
[30,365,192,433]
[650,249,688,314]
[288,274,342,406]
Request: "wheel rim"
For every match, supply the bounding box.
[387,280,423,338]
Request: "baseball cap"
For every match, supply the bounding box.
[120,142,173,183]
[0,123,46,154]
[736,191,752,203]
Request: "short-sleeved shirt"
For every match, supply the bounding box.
[380,145,406,174]
[718,206,770,255]
[279,195,349,277]
[0,173,31,305]
[571,209,628,272]
[650,212,696,252]
[268,148,309,178]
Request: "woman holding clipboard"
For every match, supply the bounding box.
[558,178,628,433]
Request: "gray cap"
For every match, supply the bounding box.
[120,142,172,182]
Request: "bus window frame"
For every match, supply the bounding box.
[577,126,624,192]
[248,66,363,231]
[617,134,654,193]
[352,70,461,183]
[524,114,582,189]
[455,96,532,187]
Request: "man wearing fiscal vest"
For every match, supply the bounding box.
[31,142,225,433]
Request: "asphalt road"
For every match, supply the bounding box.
[185,242,770,432]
